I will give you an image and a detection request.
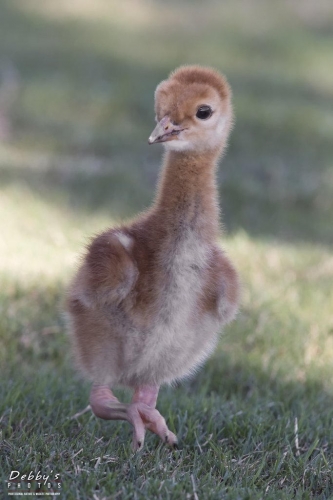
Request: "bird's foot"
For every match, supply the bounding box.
[89,384,177,451]
[127,401,178,451]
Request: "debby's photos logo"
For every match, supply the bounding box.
[6,470,62,496]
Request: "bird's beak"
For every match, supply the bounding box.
[148,115,184,144]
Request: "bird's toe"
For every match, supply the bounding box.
[136,404,177,447]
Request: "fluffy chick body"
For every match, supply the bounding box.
[66,65,240,448]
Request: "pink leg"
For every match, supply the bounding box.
[89,384,178,451]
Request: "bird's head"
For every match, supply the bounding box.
[148,65,233,153]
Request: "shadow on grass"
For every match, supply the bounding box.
[0,275,332,496]
[1,342,333,497]
[0,148,332,246]
[1,278,333,453]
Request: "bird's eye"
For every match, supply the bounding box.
[196,105,213,120]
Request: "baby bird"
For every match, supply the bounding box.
[66,65,240,450]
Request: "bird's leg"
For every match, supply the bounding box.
[131,386,178,450]
[89,385,128,420]
[89,384,177,451]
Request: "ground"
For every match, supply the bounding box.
[0,0,333,498]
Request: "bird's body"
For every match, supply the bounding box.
[66,66,240,449]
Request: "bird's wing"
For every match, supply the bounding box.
[84,231,138,305]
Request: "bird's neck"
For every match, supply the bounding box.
[153,148,221,239]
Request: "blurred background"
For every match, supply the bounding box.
[1,0,333,495]
[1,0,333,247]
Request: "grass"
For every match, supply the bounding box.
[1,0,333,498]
